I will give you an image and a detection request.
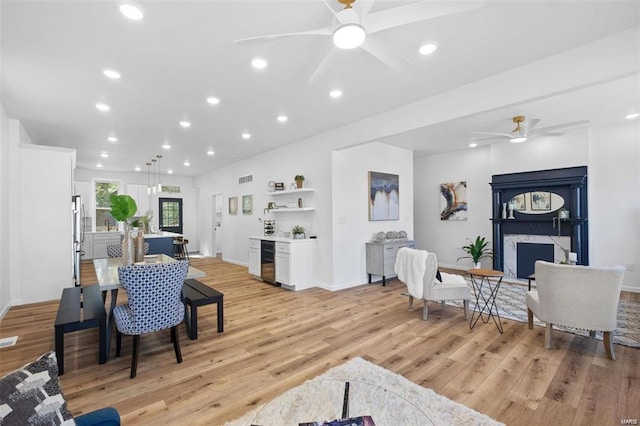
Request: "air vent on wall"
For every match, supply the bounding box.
[238,174,253,185]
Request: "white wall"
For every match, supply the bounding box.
[0,105,11,317]
[331,142,414,289]
[414,124,639,291]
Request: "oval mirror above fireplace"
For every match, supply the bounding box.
[509,192,565,215]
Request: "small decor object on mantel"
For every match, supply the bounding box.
[295,174,305,189]
[274,182,285,191]
[291,225,306,239]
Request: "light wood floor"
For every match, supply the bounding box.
[1,257,638,425]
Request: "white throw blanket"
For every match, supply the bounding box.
[438,272,467,284]
[395,247,428,299]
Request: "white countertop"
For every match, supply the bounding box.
[88,231,182,239]
[250,235,316,243]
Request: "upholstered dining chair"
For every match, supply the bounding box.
[107,242,149,258]
[114,261,190,378]
[395,247,470,320]
[526,260,625,360]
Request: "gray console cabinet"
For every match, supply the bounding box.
[366,240,416,286]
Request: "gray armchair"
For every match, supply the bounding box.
[526,260,625,360]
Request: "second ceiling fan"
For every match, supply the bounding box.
[234,0,483,81]
[472,115,590,143]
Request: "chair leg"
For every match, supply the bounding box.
[116,330,122,357]
[172,326,183,364]
[130,335,139,379]
[422,301,428,321]
[603,331,616,361]
[544,323,553,349]
[463,299,468,320]
[527,308,534,329]
[408,295,414,309]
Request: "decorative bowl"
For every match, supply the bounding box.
[143,255,158,264]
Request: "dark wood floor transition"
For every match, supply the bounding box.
[1,257,638,425]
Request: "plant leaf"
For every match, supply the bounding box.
[110,194,138,222]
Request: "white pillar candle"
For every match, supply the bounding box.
[569,252,578,263]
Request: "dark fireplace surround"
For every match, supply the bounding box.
[490,166,588,274]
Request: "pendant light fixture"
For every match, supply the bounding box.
[156,154,162,193]
[151,158,157,194]
[146,162,152,195]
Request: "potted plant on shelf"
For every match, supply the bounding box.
[291,225,306,239]
[457,236,493,269]
[294,175,305,189]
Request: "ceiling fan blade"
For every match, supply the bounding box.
[308,47,337,83]
[365,0,484,34]
[356,0,377,17]
[524,118,541,131]
[530,119,590,134]
[320,0,340,20]
[360,36,411,71]
[471,132,512,138]
[234,27,333,44]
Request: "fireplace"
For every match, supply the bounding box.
[490,167,588,276]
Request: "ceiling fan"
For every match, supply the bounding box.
[471,115,590,144]
[234,0,484,81]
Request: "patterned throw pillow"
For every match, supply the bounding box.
[0,351,74,425]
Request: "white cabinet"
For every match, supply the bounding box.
[266,188,315,213]
[126,184,150,216]
[275,239,315,290]
[93,232,121,259]
[248,238,261,276]
[82,233,94,260]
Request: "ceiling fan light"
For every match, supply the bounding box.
[333,24,366,50]
[510,136,527,143]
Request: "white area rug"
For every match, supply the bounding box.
[225,357,503,426]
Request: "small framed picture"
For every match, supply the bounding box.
[530,191,551,210]
[228,196,238,215]
[511,194,526,211]
[242,194,253,215]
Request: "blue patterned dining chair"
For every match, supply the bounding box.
[114,261,189,378]
[107,242,149,258]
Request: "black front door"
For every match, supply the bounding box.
[159,198,183,234]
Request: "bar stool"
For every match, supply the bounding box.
[173,237,190,263]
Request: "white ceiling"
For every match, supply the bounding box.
[2,0,639,177]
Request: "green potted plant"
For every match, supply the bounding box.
[294,175,305,189]
[110,194,138,265]
[457,236,493,269]
[291,225,305,239]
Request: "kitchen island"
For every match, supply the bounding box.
[83,231,182,259]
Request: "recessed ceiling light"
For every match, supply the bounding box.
[95,103,110,112]
[167,169,174,174]
[107,136,118,142]
[329,89,342,98]
[183,160,190,166]
[241,132,251,140]
[134,166,141,171]
[180,121,191,128]
[162,143,171,150]
[510,137,528,143]
[333,24,366,50]
[103,69,121,79]
[100,152,109,158]
[419,43,438,55]
[625,112,639,119]
[207,149,215,156]
[119,3,144,20]
[206,97,220,105]
[251,58,268,69]
[277,115,288,123]
[96,163,103,168]
[469,142,478,148]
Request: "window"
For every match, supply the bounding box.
[94,180,120,231]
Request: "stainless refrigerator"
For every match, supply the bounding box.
[72,195,85,287]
